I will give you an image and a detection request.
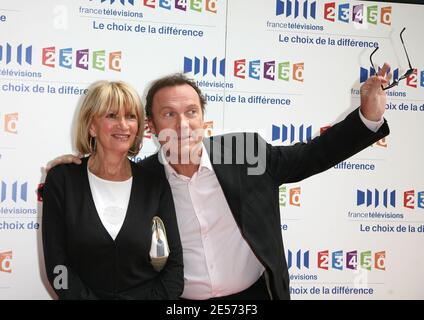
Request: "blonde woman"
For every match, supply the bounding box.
[42,81,183,299]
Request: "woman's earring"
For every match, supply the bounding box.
[89,136,96,153]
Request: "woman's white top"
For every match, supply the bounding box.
[87,167,132,240]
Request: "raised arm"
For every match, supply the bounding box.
[266,63,391,185]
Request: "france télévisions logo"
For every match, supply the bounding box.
[323,2,392,26]
[183,56,304,82]
[3,113,18,134]
[317,249,386,271]
[234,59,304,82]
[287,249,309,269]
[403,190,424,209]
[360,67,424,89]
[42,47,122,72]
[279,185,301,207]
[143,122,152,139]
[0,43,122,72]
[203,120,213,137]
[360,67,399,84]
[95,0,135,4]
[184,56,225,77]
[0,251,12,273]
[272,124,312,143]
[275,1,392,26]
[287,249,386,271]
[90,0,218,13]
[357,189,396,208]
[0,181,28,203]
[143,0,217,13]
[0,43,32,65]
[276,0,316,19]
[356,188,424,209]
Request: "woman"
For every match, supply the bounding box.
[42,81,183,299]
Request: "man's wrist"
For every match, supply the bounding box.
[359,108,384,132]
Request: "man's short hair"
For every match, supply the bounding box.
[145,73,206,118]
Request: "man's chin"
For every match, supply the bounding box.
[163,142,202,165]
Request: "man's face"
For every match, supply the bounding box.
[148,84,204,164]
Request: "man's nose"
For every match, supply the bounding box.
[177,115,190,129]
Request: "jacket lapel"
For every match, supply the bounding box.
[81,157,115,243]
[140,153,167,179]
[204,137,243,227]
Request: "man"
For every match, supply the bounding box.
[47,64,391,299]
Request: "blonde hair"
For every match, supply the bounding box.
[75,80,144,155]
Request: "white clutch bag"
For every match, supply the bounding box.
[149,216,170,272]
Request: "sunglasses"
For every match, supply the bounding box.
[369,27,414,90]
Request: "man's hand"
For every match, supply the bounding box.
[45,154,82,173]
[360,62,392,121]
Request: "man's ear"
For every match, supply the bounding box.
[147,117,157,136]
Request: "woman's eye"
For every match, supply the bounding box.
[106,113,117,119]
[126,114,137,119]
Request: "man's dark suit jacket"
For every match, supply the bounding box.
[141,108,390,300]
[42,157,183,299]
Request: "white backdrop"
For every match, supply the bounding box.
[0,0,423,299]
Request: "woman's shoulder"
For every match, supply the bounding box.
[46,157,88,180]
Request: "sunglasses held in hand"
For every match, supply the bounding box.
[370,27,415,91]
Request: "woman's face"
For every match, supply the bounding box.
[90,106,138,156]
